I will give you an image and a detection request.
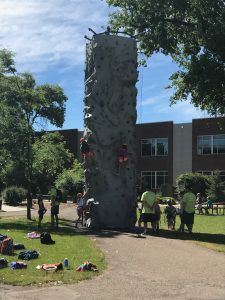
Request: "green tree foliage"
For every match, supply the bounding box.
[176,172,210,199]
[206,171,225,202]
[55,159,84,196]
[0,49,68,218]
[106,0,225,115]
[33,132,74,194]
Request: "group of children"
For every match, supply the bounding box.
[138,197,177,235]
[74,190,99,228]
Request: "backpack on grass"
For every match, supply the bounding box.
[0,237,14,255]
[40,232,55,245]
[10,261,27,269]
[18,250,39,260]
[0,258,8,268]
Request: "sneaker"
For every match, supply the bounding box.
[141,231,147,236]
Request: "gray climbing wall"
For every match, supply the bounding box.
[83,34,138,228]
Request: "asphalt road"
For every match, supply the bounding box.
[1,205,225,300]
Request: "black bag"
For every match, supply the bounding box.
[0,258,8,268]
[13,243,25,250]
[18,250,39,260]
[40,232,55,245]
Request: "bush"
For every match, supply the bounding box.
[3,186,27,206]
[176,173,210,199]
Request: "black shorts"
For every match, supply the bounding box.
[51,205,59,215]
[181,211,195,225]
[141,213,156,223]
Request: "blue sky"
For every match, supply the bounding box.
[0,0,209,131]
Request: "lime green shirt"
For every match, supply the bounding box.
[141,191,156,214]
[182,192,196,213]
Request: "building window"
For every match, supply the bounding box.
[198,170,225,181]
[197,135,225,155]
[141,138,168,156]
[141,171,168,189]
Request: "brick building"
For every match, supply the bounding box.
[54,117,225,191]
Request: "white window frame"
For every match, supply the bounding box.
[198,170,225,181]
[197,134,225,155]
[141,171,168,189]
[141,138,168,157]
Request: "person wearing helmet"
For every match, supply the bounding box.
[80,138,94,164]
[117,144,128,175]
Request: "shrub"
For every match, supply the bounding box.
[206,171,225,202]
[3,186,27,206]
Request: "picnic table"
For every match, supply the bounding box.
[211,202,225,215]
[197,203,225,215]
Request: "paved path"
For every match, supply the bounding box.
[1,206,225,300]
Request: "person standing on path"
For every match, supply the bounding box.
[140,187,157,235]
[178,185,196,233]
[51,188,62,229]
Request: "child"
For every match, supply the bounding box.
[164,200,177,230]
[80,138,94,165]
[155,199,161,234]
[75,193,85,227]
[137,199,143,228]
[37,194,47,229]
[118,144,128,175]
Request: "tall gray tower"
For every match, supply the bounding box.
[83,34,138,228]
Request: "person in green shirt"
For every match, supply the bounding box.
[140,187,157,235]
[178,184,196,233]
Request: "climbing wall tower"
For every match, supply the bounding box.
[83,34,138,228]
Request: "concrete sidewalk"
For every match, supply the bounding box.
[1,204,27,212]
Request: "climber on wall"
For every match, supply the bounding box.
[118,144,128,175]
[80,138,94,166]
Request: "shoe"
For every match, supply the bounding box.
[141,231,147,236]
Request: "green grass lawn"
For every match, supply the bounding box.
[0,217,105,286]
[158,212,225,253]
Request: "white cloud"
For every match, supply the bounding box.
[139,90,172,107]
[137,89,209,124]
[0,0,110,72]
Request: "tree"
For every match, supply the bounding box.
[206,171,225,202]
[0,49,68,219]
[32,132,74,193]
[106,0,225,115]
[55,159,84,196]
[176,172,210,199]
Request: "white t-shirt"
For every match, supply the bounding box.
[77,197,85,208]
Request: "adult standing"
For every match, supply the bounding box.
[178,185,196,233]
[37,194,47,229]
[51,188,62,229]
[140,187,157,235]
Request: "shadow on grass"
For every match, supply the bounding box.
[0,218,122,238]
[156,229,225,245]
[2,217,224,245]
